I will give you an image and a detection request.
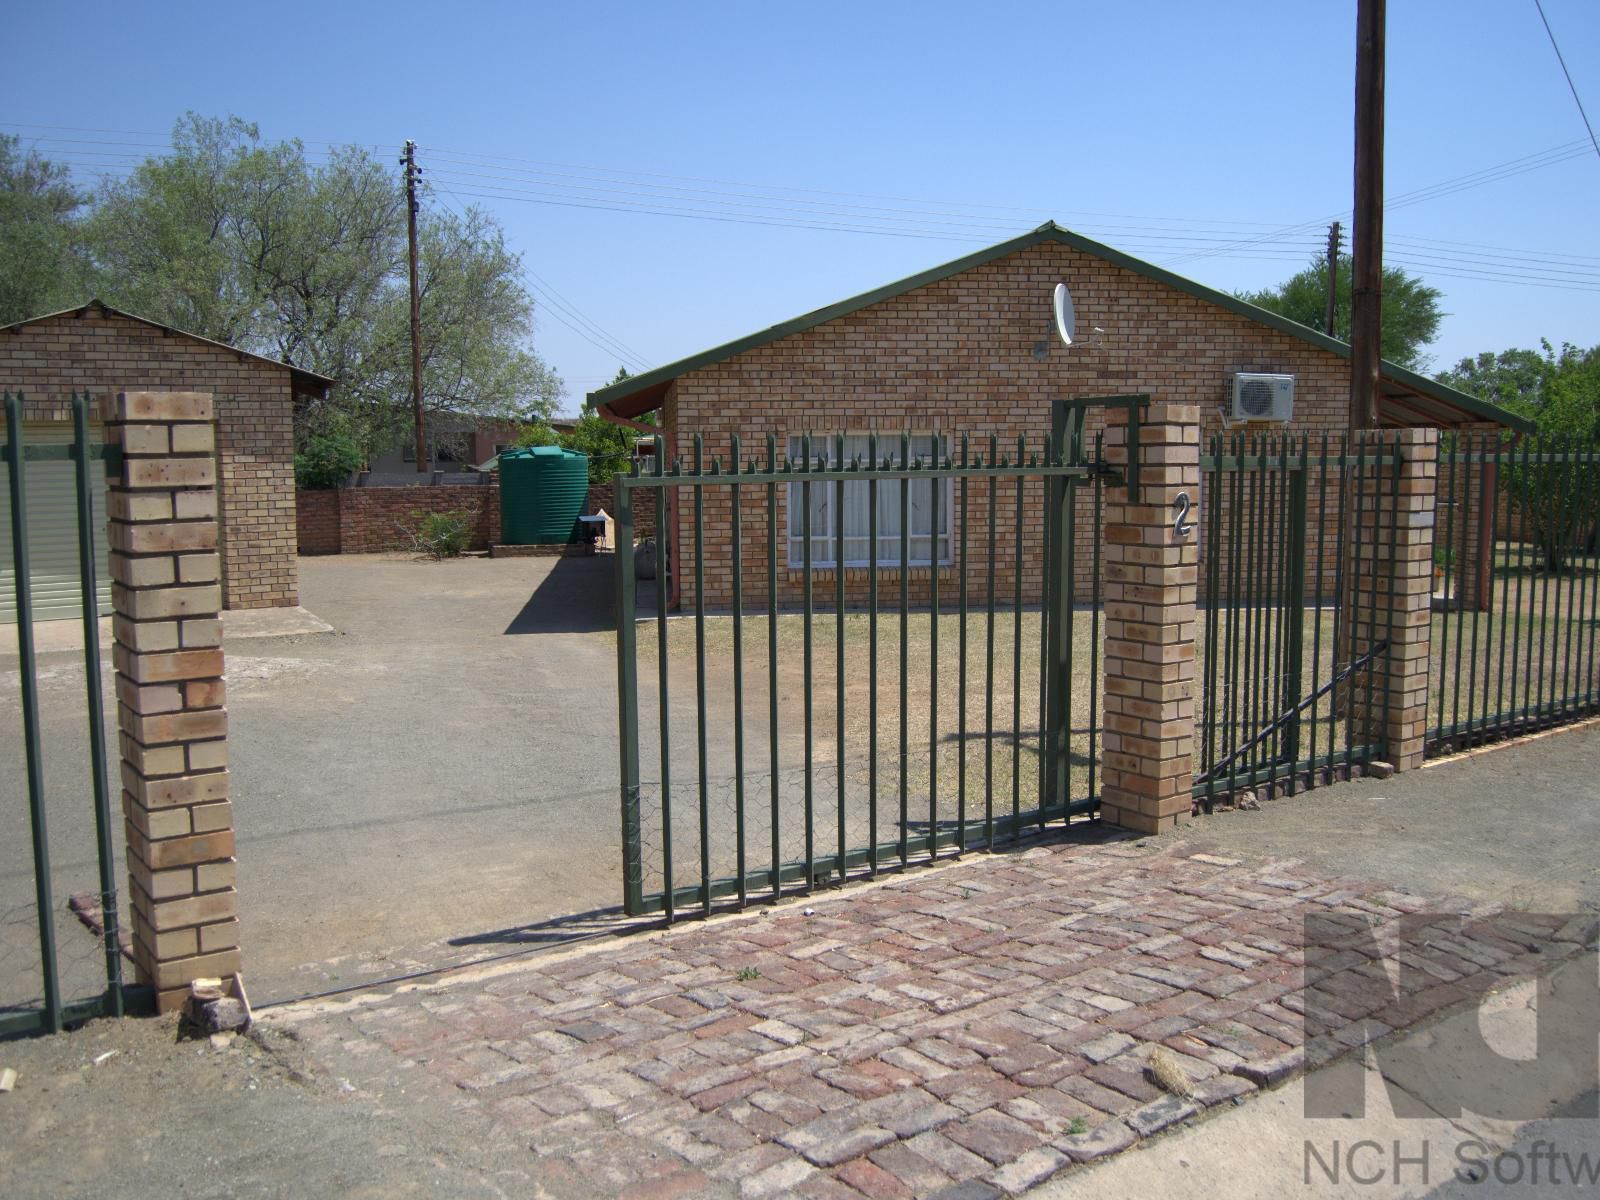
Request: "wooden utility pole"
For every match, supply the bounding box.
[402,140,428,472]
[1324,221,1343,337]
[1349,0,1385,434]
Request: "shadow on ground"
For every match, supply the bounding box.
[447,903,658,948]
[503,556,620,635]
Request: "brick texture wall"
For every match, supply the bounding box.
[587,481,656,542]
[296,480,654,553]
[660,239,1402,610]
[0,307,298,610]
[296,489,341,554]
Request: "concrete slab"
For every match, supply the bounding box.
[0,603,333,654]
[222,604,335,640]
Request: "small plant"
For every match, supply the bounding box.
[411,510,471,559]
[1066,1117,1088,1136]
[735,966,761,982]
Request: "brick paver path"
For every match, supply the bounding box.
[286,836,1589,1199]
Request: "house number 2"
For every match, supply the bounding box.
[1173,491,1193,539]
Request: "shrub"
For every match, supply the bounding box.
[294,433,363,489]
[412,510,471,558]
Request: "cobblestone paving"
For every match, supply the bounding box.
[285,836,1591,1199]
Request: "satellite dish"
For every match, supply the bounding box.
[1053,282,1076,347]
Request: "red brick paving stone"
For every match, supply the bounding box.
[940,1107,1049,1165]
[868,1140,958,1195]
[780,1108,900,1167]
[692,1073,767,1112]
[986,1146,1072,1196]
[1084,1060,1164,1103]
[283,840,1598,1199]
[616,1168,714,1200]
[903,1131,994,1182]
[707,1141,793,1182]
[837,1157,916,1199]
[799,1175,873,1200]
[740,1154,819,1199]
[1055,1073,1140,1117]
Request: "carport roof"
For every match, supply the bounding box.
[589,222,1534,434]
[2,299,335,398]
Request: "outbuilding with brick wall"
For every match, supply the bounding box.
[1,301,330,618]
[590,222,1531,611]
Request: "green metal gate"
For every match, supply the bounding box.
[1194,432,1403,804]
[3,393,128,1036]
[612,423,1113,920]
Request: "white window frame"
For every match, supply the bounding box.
[786,434,953,569]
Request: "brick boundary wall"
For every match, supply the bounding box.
[104,391,240,1014]
[296,481,655,554]
[295,489,341,554]
[587,481,656,542]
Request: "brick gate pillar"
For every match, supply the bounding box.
[1350,427,1438,772]
[104,391,239,1012]
[1098,402,1199,834]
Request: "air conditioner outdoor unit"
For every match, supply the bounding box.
[1231,373,1295,423]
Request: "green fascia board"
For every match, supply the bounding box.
[588,221,1532,433]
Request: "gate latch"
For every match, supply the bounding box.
[1056,394,1151,502]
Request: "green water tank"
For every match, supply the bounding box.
[498,446,590,544]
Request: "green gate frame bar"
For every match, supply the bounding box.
[71,394,124,1016]
[4,394,64,1033]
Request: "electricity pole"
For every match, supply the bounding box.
[1350,0,1385,435]
[1324,221,1342,337]
[402,140,427,472]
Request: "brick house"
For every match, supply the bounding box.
[1,301,330,618]
[589,223,1528,609]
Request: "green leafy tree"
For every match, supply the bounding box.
[514,420,562,447]
[294,432,364,489]
[84,114,561,458]
[1439,341,1600,570]
[0,135,89,325]
[1237,255,1445,370]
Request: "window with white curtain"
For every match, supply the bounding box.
[786,435,952,568]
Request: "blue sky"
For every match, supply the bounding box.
[4,1,1597,411]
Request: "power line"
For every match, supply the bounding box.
[427,176,652,372]
[11,123,1598,294]
[1533,0,1600,165]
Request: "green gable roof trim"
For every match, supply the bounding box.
[589,221,1533,434]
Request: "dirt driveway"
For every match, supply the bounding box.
[2,553,649,1008]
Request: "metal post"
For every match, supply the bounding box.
[4,394,63,1032]
[614,473,642,915]
[71,394,123,1012]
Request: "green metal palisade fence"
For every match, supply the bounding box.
[2,393,128,1037]
[1427,434,1600,755]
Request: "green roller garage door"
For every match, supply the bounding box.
[1,422,113,623]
